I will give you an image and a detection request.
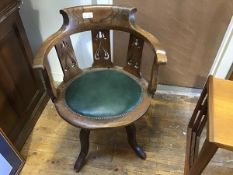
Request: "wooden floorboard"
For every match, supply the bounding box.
[20,94,233,175]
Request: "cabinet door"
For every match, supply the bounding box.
[0,0,15,12]
[0,87,18,135]
[0,10,45,141]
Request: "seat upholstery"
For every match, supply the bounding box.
[65,69,143,119]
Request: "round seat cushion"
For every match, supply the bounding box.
[65,69,143,119]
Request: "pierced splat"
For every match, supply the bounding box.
[55,37,81,82]
[91,30,113,68]
[124,34,144,77]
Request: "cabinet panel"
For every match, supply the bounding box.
[0,24,37,118]
[0,87,18,136]
[0,1,48,148]
[0,0,15,12]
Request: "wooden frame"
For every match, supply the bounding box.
[33,5,167,172]
[184,76,233,175]
[184,81,209,175]
[33,5,168,129]
[33,5,167,100]
[55,67,151,129]
[0,129,24,175]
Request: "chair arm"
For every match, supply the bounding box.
[148,57,159,95]
[130,26,167,95]
[33,30,64,69]
[132,25,167,65]
[33,30,65,101]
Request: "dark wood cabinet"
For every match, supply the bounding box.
[0,0,15,11]
[0,0,48,149]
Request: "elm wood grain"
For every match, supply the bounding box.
[184,76,233,175]
[20,95,233,175]
[33,5,167,172]
[0,0,47,149]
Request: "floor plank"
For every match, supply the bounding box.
[20,94,233,175]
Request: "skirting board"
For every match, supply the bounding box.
[156,84,201,97]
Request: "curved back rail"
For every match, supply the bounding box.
[33,5,167,101]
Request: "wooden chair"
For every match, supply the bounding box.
[33,5,167,172]
[184,76,233,175]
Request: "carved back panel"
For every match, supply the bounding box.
[55,37,81,82]
[91,30,113,68]
[33,5,167,99]
[124,34,144,77]
[60,6,137,33]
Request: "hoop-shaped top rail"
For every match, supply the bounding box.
[33,5,167,70]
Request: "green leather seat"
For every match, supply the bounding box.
[65,69,143,119]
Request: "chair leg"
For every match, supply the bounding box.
[184,128,192,175]
[189,139,218,175]
[74,129,90,172]
[125,123,146,159]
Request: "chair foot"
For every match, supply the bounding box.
[126,124,146,159]
[74,129,90,172]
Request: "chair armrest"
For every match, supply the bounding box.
[132,25,167,65]
[33,30,64,69]
[131,26,167,95]
[33,30,65,101]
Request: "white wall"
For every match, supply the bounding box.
[20,0,112,82]
[97,0,112,4]
[209,16,233,79]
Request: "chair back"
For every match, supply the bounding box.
[54,5,147,81]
